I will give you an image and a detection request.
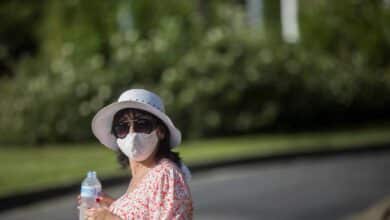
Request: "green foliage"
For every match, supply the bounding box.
[0,1,43,77]
[300,0,390,67]
[0,0,389,144]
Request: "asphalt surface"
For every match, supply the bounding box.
[1,151,390,220]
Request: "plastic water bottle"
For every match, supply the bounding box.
[79,171,102,220]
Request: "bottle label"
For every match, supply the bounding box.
[81,186,97,197]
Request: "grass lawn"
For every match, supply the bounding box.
[1,125,390,198]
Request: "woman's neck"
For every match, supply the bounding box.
[129,156,158,178]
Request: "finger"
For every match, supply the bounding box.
[85,212,95,219]
[101,206,110,211]
[102,197,115,205]
[77,195,81,205]
[95,207,105,212]
[96,197,108,203]
[96,197,110,208]
[85,208,95,216]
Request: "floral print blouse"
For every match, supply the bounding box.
[109,158,193,220]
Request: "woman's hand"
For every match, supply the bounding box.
[96,191,116,208]
[85,207,119,220]
[77,191,115,208]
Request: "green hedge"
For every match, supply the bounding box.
[0,1,390,144]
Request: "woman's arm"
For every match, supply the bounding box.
[149,168,193,219]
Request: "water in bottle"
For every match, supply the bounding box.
[79,171,102,220]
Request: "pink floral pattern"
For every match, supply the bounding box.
[109,159,193,220]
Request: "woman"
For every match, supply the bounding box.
[81,89,193,220]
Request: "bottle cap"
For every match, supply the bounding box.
[87,171,97,178]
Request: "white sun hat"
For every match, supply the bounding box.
[91,89,181,150]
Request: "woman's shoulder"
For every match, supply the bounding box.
[149,158,192,200]
[155,158,181,173]
[151,158,185,181]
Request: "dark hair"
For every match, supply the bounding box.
[112,108,182,169]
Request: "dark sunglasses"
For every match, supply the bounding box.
[113,118,157,138]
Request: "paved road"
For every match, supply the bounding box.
[1,151,390,220]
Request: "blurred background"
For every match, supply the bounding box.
[1,0,390,219]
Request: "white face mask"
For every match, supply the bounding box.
[116,130,159,162]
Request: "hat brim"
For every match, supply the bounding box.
[91,101,181,151]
